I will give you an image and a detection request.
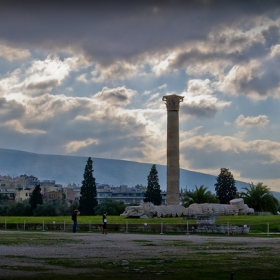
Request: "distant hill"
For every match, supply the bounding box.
[0,148,250,192]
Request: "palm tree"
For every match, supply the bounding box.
[240,182,279,214]
[182,185,218,207]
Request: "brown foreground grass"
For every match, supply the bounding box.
[0,230,280,279]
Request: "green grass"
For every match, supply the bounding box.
[1,214,280,233]
[0,233,78,245]
[0,214,278,224]
[0,265,48,272]
[4,253,280,280]
[0,215,188,224]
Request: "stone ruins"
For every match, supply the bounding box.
[120,198,254,218]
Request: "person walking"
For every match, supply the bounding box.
[72,209,80,233]
[102,211,107,234]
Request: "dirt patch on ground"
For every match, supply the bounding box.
[0,231,279,278]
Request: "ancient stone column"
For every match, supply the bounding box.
[162,94,184,205]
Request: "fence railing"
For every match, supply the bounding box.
[3,221,278,235]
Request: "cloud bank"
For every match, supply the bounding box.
[0,0,279,190]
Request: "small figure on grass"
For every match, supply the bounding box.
[102,211,107,234]
[72,209,80,233]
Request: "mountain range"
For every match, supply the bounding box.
[0,148,252,192]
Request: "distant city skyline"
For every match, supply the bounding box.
[0,1,280,190]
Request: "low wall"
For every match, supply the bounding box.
[196,224,250,234]
[0,222,249,234]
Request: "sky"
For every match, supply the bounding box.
[0,0,280,190]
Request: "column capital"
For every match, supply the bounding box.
[162,94,184,111]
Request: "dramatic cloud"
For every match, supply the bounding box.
[235,115,269,127]
[76,73,88,83]
[180,79,231,118]
[65,138,99,153]
[21,55,84,94]
[217,58,280,99]
[94,86,137,106]
[0,85,166,163]
[0,69,21,96]
[0,97,25,121]
[0,1,279,190]
[91,61,142,82]
[0,45,30,61]
[181,134,280,180]
[151,21,280,99]
[0,1,279,65]
[0,55,89,97]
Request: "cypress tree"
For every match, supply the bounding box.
[29,184,43,212]
[79,157,98,215]
[144,164,162,205]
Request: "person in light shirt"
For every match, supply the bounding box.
[102,211,107,234]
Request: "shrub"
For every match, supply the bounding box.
[33,204,57,216]
[7,202,32,216]
[95,199,126,215]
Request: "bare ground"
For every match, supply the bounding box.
[0,230,279,279]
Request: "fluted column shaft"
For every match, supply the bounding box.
[162,95,184,205]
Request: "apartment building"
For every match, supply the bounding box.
[0,175,25,201]
[0,174,64,203]
[44,190,65,205]
[15,188,34,202]
[65,183,81,202]
[1,175,167,206]
[97,184,167,205]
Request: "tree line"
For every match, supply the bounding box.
[182,168,279,214]
[0,159,279,216]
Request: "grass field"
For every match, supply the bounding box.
[0,214,280,233]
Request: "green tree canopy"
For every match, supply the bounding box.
[56,204,72,216]
[134,184,147,192]
[94,199,126,215]
[69,201,80,214]
[0,193,9,204]
[7,202,32,216]
[29,184,43,212]
[182,185,218,207]
[239,182,279,215]
[215,168,237,204]
[79,157,98,215]
[0,205,9,216]
[144,164,162,205]
[33,203,57,216]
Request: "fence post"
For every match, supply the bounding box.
[24,220,26,231]
[125,221,129,234]
[63,220,66,232]
[227,222,230,235]
[88,221,92,232]
[186,221,190,235]
[5,219,6,230]
[160,222,164,234]
[42,220,45,232]
[267,222,269,236]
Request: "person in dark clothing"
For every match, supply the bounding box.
[102,211,107,234]
[72,209,80,233]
